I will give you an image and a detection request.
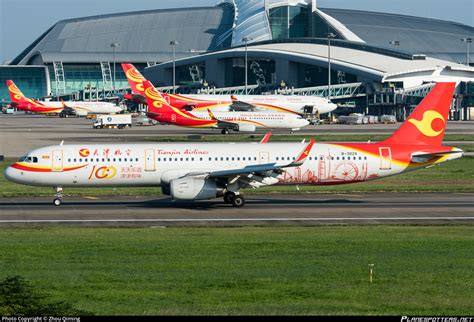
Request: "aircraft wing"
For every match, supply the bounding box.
[229,96,257,111]
[206,109,240,131]
[182,139,315,188]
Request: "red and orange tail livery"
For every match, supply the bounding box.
[7,80,28,104]
[122,63,146,95]
[142,80,173,114]
[384,82,455,146]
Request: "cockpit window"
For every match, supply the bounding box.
[19,156,38,163]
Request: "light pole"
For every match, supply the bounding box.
[242,37,252,94]
[326,32,336,101]
[110,43,120,94]
[170,40,179,94]
[461,37,472,66]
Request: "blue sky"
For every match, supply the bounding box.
[0,0,472,63]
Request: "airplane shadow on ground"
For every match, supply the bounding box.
[0,197,364,210]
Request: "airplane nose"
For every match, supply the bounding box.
[4,164,22,184]
[4,165,15,182]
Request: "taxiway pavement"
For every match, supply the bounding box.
[0,193,473,226]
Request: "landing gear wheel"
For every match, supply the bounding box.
[53,187,63,207]
[221,129,230,135]
[223,192,235,204]
[232,195,245,208]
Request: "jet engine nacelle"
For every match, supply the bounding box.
[170,177,223,200]
[237,124,256,132]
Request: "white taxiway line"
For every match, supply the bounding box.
[1,217,474,223]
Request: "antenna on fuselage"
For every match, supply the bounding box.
[60,140,64,146]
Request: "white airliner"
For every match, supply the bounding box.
[122,63,338,116]
[7,80,123,116]
[142,80,310,134]
[4,83,463,207]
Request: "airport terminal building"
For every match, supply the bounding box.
[1,0,473,119]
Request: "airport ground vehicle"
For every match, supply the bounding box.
[4,83,463,207]
[93,114,132,129]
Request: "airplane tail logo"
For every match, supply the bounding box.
[384,82,455,146]
[143,80,172,113]
[122,64,146,95]
[407,110,445,137]
[7,80,27,103]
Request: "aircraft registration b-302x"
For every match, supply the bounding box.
[4,83,463,207]
[6,80,123,116]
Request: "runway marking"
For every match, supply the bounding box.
[1,217,474,224]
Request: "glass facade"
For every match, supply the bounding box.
[227,58,275,87]
[176,63,205,86]
[48,64,130,96]
[298,63,357,88]
[0,67,47,102]
[269,5,309,40]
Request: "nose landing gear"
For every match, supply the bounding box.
[53,187,63,206]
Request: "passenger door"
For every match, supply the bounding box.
[259,151,270,164]
[145,149,156,172]
[379,147,392,170]
[52,150,64,172]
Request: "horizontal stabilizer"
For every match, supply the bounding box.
[411,150,463,163]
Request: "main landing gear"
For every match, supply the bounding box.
[221,128,230,135]
[53,187,63,206]
[223,191,245,207]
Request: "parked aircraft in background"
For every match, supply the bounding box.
[142,80,309,133]
[7,80,123,116]
[4,83,462,207]
[121,63,337,116]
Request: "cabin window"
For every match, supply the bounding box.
[113,158,116,162]
[364,157,367,160]
[68,158,71,162]
[220,157,224,161]
[186,158,189,162]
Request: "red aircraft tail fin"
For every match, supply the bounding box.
[7,80,28,105]
[121,63,146,95]
[142,80,176,115]
[384,82,456,146]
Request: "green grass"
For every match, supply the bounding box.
[1,157,474,197]
[0,226,472,315]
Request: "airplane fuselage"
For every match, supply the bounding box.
[165,94,338,115]
[16,101,122,115]
[5,142,460,188]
